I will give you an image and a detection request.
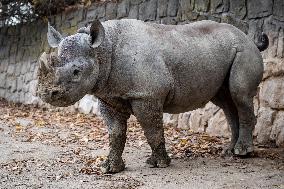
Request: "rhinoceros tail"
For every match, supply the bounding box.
[255,32,269,52]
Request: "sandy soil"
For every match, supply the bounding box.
[0,120,283,189]
[0,99,283,189]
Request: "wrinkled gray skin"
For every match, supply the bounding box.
[37,19,268,173]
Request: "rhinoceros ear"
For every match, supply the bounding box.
[47,22,63,48]
[90,19,105,48]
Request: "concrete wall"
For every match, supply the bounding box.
[0,0,283,146]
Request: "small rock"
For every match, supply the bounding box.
[78,95,96,114]
[58,132,69,140]
[15,118,34,127]
[185,149,193,157]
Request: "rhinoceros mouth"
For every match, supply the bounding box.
[37,85,76,107]
[42,94,77,107]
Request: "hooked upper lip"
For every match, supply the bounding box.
[38,87,76,107]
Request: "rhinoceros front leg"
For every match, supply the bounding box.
[132,99,171,168]
[99,101,130,173]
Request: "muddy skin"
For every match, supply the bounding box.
[99,100,129,173]
[37,19,268,173]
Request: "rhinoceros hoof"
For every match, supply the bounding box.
[234,141,254,156]
[100,158,125,174]
[221,145,235,157]
[146,155,171,168]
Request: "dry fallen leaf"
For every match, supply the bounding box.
[2,98,281,162]
[35,120,46,127]
[15,124,23,132]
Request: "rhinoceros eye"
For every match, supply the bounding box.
[73,69,80,76]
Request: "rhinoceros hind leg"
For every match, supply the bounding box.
[228,51,263,156]
[132,99,171,168]
[232,96,255,156]
[211,86,239,157]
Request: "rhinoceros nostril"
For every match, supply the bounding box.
[51,90,59,97]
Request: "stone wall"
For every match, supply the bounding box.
[0,0,283,146]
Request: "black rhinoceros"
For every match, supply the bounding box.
[37,19,268,173]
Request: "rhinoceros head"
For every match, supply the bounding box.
[37,20,105,107]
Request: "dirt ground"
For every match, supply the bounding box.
[0,100,283,189]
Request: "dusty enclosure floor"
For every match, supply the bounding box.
[0,100,283,189]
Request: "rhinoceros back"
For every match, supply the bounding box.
[100,19,259,113]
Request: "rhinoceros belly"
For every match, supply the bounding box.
[163,42,235,114]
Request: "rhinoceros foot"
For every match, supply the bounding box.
[221,145,235,157]
[100,158,125,173]
[146,154,171,168]
[234,141,254,156]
